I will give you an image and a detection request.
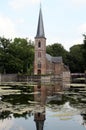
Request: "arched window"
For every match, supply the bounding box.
[38,62,41,68]
[38,41,41,48]
[38,52,41,57]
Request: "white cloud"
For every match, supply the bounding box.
[47,34,83,51]
[78,23,86,34]
[9,0,41,10]
[70,0,86,6]
[0,118,25,130]
[16,18,25,24]
[0,14,17,38]
[0,119,14,130]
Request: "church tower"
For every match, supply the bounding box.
[34,7,46,75]
[34,85,46,130]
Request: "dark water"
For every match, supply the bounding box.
[0,81,86,130]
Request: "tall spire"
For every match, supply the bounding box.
[36,6,45,38]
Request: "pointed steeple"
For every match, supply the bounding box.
[36,6,45,38]
[35,120,44,130]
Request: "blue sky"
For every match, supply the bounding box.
[0,0,86,50]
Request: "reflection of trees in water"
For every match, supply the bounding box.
[81,113,86,127]
[0,111,11,120]
[0,81,86,124]
[2,93,34,105]
[0,84,77,120]
[0,110,33,120]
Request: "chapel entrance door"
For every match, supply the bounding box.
[37,69,41,75]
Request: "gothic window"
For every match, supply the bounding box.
[38,41,41,48]
[38,62,41,68]
[38,113,41,117]
[38,52,41,57]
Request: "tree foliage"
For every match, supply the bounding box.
[0,37,34,74]
[46,39,86,73]
[0,35,86,74]
[82,34,86,70]
[68,44,85,72]
[46,43,68,63]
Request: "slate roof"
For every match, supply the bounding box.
[46,53,63,63]
[36,7,45,38]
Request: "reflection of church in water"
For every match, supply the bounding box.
[34,84,46,130]
[34,82,63,130]
[33,7,69,129]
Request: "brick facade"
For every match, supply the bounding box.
[34,7,70,75]
[34,38,46,75]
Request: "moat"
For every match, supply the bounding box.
[0,78,86,130]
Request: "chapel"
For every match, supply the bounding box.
[34,7,69,75]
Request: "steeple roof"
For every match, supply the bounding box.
[35,121,44,130]
[36,7,45,38]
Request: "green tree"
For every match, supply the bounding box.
[82,34,86,70]
[46,43,68,65]
[68,44,85,72]
[9,38,34,74]
[0,37,34,74]
[0,37,11,73]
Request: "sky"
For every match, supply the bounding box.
[0,0,86,50]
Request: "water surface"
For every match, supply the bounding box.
[0,81,86,130]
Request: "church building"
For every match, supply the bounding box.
[34,7,69,75]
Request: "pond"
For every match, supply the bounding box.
[0,80,86,130]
